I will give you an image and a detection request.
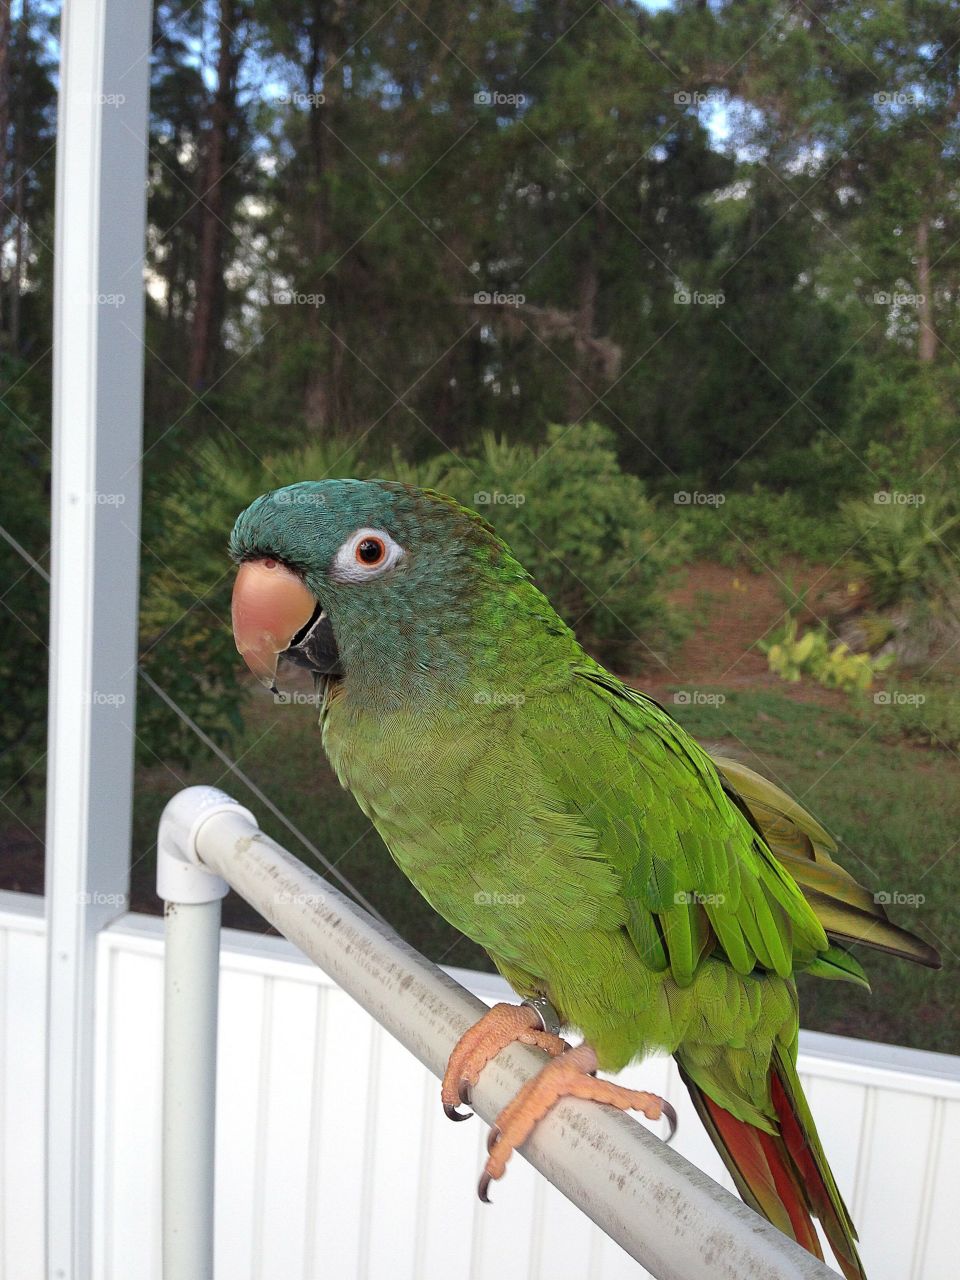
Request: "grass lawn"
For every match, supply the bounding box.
[125,679,957,1055]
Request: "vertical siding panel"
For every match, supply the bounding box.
[909,1098,943,1280]
[914,1098,960,1280]
[856,1090,934,1279]
[363,1027,431,1280]
[215,969,266,1279]
[0,926,6,1273]
[301,986,328,1280]
[101,947,164,1280]
[529,1179,599,1278]
[249,980,275,1280]
[256,978,319,1280]
[415,1063,485,1280]
[469,1118,538,1280]
[309,989,374,1275]
[1,924,46,1279]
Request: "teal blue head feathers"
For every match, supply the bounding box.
[229,479,543,704]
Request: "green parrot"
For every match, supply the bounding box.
[229,479,940,1280]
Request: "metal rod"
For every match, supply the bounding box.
[161,900,222,1280]
[157,787,235,1280]
[159,786,834,1280]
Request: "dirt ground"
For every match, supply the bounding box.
[639,559,846,707]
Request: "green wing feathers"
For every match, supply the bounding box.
[570,672,833,987]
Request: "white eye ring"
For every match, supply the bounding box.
[330,527,405,583]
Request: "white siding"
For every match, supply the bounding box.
[0,897,45,1280]
[2,893,958,1280]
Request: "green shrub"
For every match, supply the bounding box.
[440,423,688,667]
[682,485,845,568]
[841,492,960,611]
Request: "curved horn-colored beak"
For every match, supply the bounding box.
[231,559,318,689]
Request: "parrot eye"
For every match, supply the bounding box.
[356,536,385,565]
[331,527,405,583]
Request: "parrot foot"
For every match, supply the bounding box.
[441,1002,568,1121]
[477,1042,676,1202]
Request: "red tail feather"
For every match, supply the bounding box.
[679,1060,866,1280]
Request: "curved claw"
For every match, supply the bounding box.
[443,1100,473,1122]
[477,1171,493,1203]
[661,1099,678,1143]
[458,1078,472,1107]
[486,1124,501,1155]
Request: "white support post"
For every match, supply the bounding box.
[157,789,250,1280]
[46,1,152,1276]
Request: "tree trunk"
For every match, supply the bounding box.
[188,0,236,391]
[8,0,25,352]
[916,215,935,363]
[302,25,327,431]
[567,248,598,420]
[301,1,348,433]
[0,0,11,343]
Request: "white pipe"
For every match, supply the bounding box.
[157,789,238,1280]
[159,786,834,1280]
[161,900,222,1280]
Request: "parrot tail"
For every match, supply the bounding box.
[678,1050,867,1280]
[713,755,940,970]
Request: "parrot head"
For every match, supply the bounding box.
[229,479,526,698]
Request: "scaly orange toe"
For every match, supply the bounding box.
[441,1002,568,1120]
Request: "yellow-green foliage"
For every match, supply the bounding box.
[762,620,891,692]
